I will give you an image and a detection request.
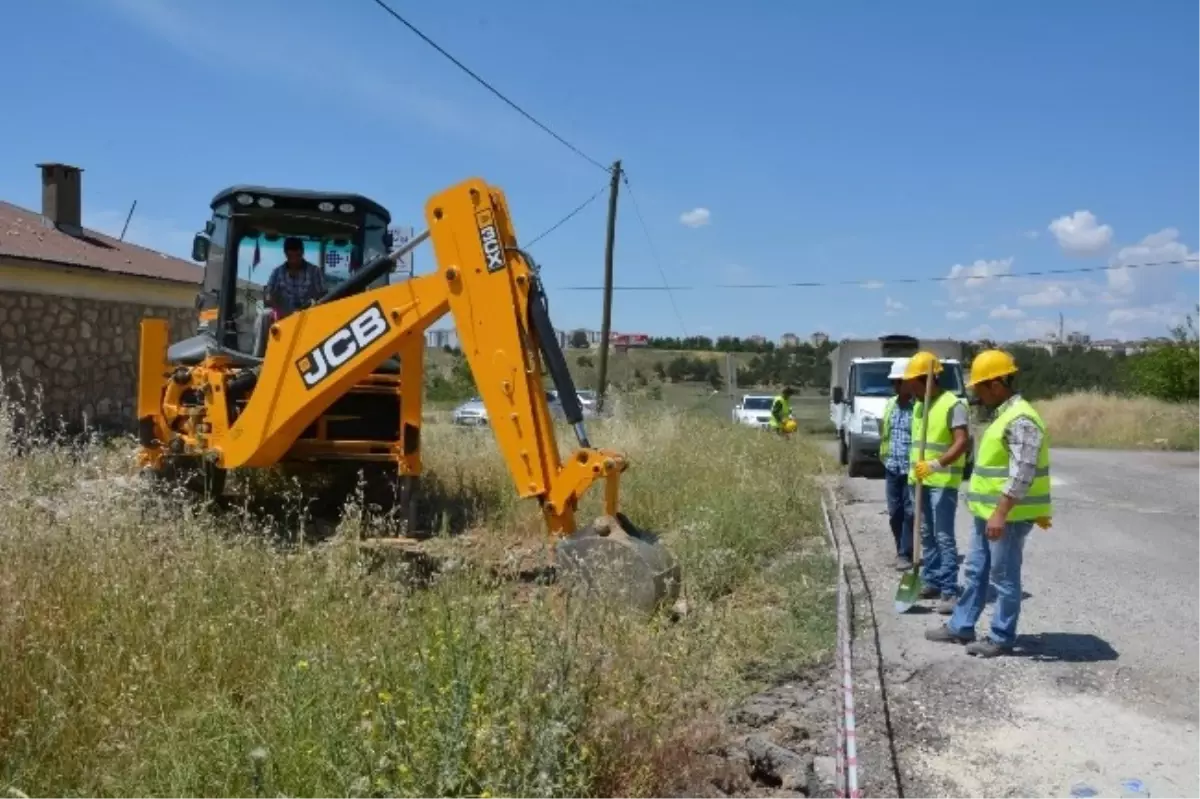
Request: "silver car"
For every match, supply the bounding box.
[452,396,488,426]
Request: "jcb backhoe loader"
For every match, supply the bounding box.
[135,177,680,612]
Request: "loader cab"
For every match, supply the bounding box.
[189,186,395,357]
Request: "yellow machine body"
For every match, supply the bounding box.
[136,178,679,610]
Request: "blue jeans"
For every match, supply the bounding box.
[948,516,1033,646]
[915,485,960,596]
[884,468,913,559]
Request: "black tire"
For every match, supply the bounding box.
[838,432,849,466]
[846,435,865,478]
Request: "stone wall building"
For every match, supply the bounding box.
[0,163,203,430]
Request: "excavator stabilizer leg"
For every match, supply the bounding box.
[554,513,682,615]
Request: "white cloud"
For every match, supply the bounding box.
[884,296,905,316]
[1048,210,1113,256]
[1022,230,1041,240]
[989,304,1025,320]
[968,324,996,340]
[946,310,968,320]
[679,207,711,228]
[948,257,1014,289]
[944,257,1014,308]
[1014,318,1057,339]
[1106,306,1186,337]
[1106,228,1198,304]
[860,280,884,290]
[1017,283,1089,308]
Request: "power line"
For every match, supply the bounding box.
[524,183,609,249]
[548,257,1200,291]
[619,172,689,337]
[365,0,610,174]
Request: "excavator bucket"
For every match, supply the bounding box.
[555,513,682,615]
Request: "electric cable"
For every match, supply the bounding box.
[548,258,1199,291]
[366,0,611,173]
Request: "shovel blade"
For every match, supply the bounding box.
[894,567,921,613]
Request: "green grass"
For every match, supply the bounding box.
[0,393,835,797]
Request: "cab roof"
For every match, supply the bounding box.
[209,185,392,223]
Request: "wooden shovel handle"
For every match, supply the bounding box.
[911,366,935,568]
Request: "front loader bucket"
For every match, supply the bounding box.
[555,513,681,615]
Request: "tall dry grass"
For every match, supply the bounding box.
[1035,390,1199,451]
[0,389,834,797]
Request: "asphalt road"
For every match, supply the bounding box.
[823,442,1200,798]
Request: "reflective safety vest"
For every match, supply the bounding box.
[769,395,791,429]
[967,396,1052,522]
[908,390,967,489]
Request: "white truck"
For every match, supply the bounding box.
[829,335,972,477]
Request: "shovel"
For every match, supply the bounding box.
[894,365,935,613]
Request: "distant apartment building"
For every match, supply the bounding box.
[425,328,459,349]
[748,334,768,346]
[780,332,800,348]
[426,327,569,350]
[811,331,830,347]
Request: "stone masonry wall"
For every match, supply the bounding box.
[0,290,196,431]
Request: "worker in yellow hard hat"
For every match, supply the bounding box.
[903,351,971,615]
[768,386,797,437]
[926,349,1052,658]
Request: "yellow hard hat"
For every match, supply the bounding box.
[903,351,944,380]
[967,349,1018,387]
[783,418,798,433]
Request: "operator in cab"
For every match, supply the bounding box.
[264,237,326,319]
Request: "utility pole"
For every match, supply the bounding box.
[726,351,735,404]
[595,160,622,412]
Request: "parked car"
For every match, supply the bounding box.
[457,391,563,427]
[548,388,599,420]
[732,394,777,428]
[452,396,488,426]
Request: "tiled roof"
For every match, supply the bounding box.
[0,200,202,284]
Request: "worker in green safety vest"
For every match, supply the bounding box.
[903,351,971,616]
[926,348,1052,658]
[769,386,796,435]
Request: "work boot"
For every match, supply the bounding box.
[965,637,1012,658]
[925,623,974,644]
[918,585,939,600]
[895,555,913,571]
[936,593,958,615]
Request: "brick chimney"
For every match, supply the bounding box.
[35,162,84,236]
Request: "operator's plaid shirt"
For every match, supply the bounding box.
[266,260,326,316]
[884,399,913,475]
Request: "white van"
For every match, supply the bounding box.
[829,336,970,477]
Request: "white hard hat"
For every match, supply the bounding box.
[888,358,910,380]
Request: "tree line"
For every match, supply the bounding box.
[434,315,1198,405]
[652,317,1197,403]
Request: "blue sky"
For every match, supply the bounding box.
[2,0,1196,342]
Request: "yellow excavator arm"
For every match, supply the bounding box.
[137,177,680,612]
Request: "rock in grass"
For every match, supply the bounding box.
[745,734,812,791]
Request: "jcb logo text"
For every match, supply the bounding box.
[475,208,506,273]
[296,302,389,388]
